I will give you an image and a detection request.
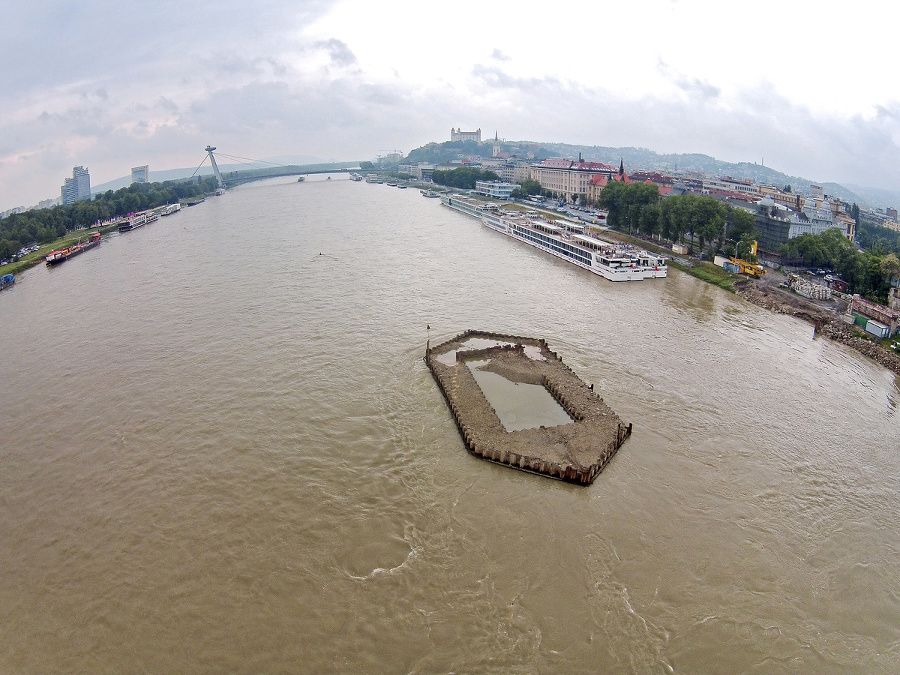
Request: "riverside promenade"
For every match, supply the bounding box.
[426,330,631,485]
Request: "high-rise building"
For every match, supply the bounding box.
[131,165,149,184]
[61,166,91,206]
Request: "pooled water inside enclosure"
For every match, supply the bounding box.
[466,359,574,432]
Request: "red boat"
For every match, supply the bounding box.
[45,232,101,266]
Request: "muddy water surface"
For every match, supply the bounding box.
[1,175,898,673]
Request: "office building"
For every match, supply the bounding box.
[61,166,91,206]
[131,165,149,184]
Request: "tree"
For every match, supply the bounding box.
[880,253,900,286]
[857,220,900,255]
[659,198,680,242]
[665,194,700,244]
[122,193,141,213]
[597,181,660,232]
[735,235,758,261]
[73,201,100,228]
[638,203,661,239]
[726,207,757,243]
[777,227,890,295]
[518,179,542,196]
[359,161,374,170]
[693,197,726,251]
[431,167,500,189]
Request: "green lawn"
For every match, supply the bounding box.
[0,225,115,277]
[669,260,737,292]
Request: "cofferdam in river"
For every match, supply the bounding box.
[1,175,898,673]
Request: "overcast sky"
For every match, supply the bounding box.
[2,0,899,210]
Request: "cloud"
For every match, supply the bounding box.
[470,64,562,94]
[315,38,357,67]
[875,103,900,122]
[656,59,719,101]
[3,1,900,209]
[674,76,720,100]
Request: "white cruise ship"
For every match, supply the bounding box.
[441,194,667,281]
[118,210,160,233]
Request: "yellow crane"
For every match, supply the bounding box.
[730,240,765,278]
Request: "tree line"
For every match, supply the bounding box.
[594,181,899,304]
[781,227,899,304]
[0,176,218,261]
[856,219,900,256]
[510,179,549,199]
[431,167,500,190]
[596,181,758,258]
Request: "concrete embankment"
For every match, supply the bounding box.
[425,330,631,486]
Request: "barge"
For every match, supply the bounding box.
[45,232,101,266]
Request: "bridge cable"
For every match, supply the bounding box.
[189,154,210,179]
[214,152,289,168]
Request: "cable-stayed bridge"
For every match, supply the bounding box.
[197,147,361,187]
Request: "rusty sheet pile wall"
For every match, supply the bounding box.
[425,330,631,485]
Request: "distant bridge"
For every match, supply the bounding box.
[199,146,361,188]
[221,164,360,186]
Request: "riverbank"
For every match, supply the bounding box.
[0,202,186,278]
[594,227,900,377]
[735,277,900,376]
[0,222,119,277]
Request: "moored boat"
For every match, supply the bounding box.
[439,194,494,218]
[441,194,667,281]
[118,210,159,233]
[45,232,101,266]
[0,273,14,291]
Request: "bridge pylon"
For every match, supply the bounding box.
[205,146,224,189]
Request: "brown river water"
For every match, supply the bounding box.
[1,175,898,673]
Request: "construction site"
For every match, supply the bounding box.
[425,330,631,486]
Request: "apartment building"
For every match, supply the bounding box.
[529,159,616,201]
[61,166,91,206]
